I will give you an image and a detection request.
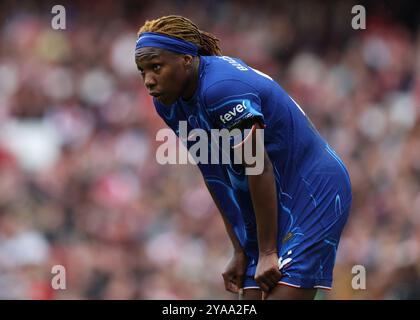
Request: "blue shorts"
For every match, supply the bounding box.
[243,193,351,290]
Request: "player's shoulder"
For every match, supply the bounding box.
[201,55,256,87]
[200,56,261,106]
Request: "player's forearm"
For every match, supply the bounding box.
[248,155,278,254]
[204,182,244,253]
[220,211,244,253]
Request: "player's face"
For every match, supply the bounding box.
[135,48,191,105]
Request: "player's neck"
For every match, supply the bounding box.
[181,56,200,103]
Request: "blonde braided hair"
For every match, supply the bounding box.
[137,15,222,56]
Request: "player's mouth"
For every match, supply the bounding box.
[149,91,162,98]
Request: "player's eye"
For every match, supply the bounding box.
[138,67,145,77]
[152,64,161,72]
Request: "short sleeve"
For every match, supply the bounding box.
[204,79,264,130]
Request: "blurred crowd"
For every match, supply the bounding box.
[0,0,419,299]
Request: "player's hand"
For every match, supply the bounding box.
[254,251,281,294]
[222,250,247,294]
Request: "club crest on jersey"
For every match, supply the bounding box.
[219,100,249,124]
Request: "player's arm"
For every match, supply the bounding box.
[204,78,279,292]
[204,181,247,294]
[204,181,243,254]
[233,120,281,294]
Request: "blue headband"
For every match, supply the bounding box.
[135,32,199,56]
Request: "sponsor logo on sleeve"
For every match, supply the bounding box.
[219,100,248,124]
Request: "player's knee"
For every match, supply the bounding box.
[265,285,317,300]
[240,288,262,300]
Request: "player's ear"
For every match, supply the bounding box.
[183,54,193,68]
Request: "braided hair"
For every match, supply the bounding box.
[137,15,222,56]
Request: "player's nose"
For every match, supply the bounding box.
[144,73,157,90]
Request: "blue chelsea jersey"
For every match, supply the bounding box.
[153,55,352,256]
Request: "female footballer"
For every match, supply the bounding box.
[134,15,352,300]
